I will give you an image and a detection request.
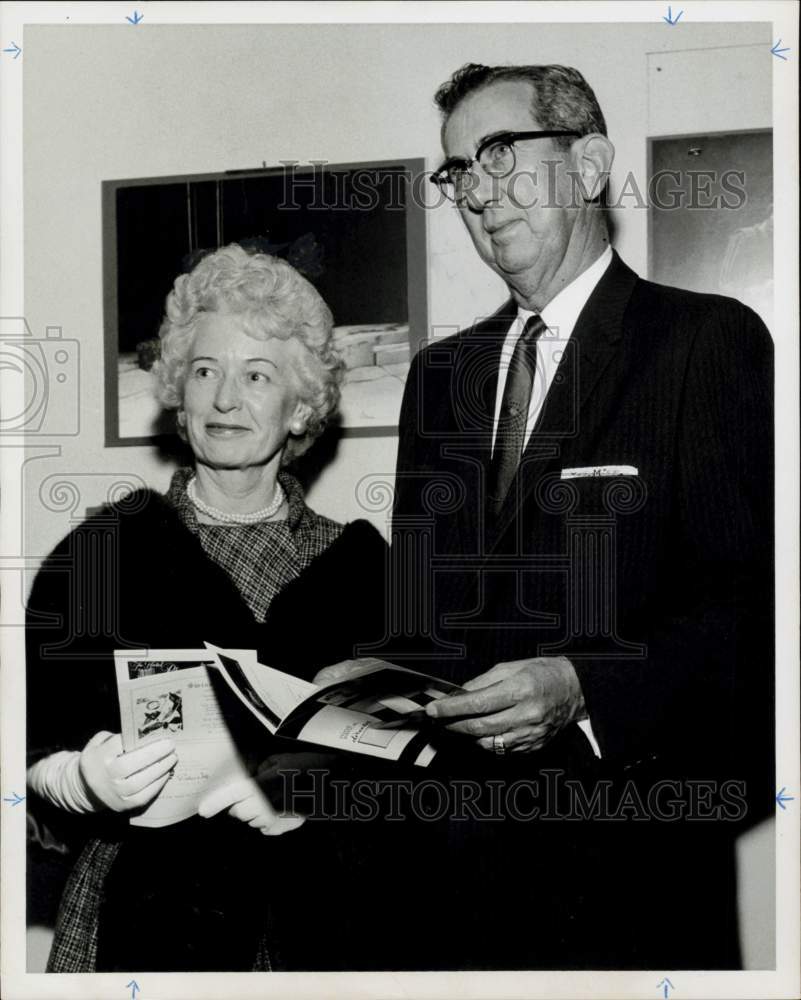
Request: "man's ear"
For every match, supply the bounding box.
[571,134,615,202]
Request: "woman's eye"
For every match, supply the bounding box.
[193,366,216,379]
[247,371,270,384]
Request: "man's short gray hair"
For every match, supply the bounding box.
[434,63,607,150]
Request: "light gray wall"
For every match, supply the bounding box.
[23,20,770,560]
[23,21,774,970]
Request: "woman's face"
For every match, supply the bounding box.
[181,311,307,473]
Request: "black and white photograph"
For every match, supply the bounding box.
[135,693,184,739]
[0,3,798,999]
[104,159,427,443]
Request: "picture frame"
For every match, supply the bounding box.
[647,128,772,330]
[102,157,428,446]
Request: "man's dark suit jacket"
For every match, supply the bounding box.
[383,251,774,969]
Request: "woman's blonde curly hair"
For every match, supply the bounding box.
[153,243,343,463]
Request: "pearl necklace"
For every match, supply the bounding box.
[187,476,285,525]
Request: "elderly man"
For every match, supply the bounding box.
[382,63,773,969]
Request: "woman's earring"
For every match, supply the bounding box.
[290,419,306,435]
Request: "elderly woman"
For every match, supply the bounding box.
[26,245,387,972]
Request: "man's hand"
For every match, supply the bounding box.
[313,659,372,687]
[424,656,587,754]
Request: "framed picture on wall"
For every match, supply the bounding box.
[648,129,773,331]
[102,158,428,446]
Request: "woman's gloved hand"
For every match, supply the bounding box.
[197,766,306,836]
[79,730,177,813]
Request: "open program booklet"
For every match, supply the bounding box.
[114,646,462,828]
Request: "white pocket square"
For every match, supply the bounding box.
[560,465,639,479]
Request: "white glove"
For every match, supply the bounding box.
[78,730,177,813]
[198,775,306,836]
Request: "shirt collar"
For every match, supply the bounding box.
[517,245,613,340]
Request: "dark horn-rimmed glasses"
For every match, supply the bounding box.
[430,129,581,203]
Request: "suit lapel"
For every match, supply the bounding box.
[449,298,517,554]
[488,251,639,548]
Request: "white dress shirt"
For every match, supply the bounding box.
[490,246,613,758]
[491,245,613,454]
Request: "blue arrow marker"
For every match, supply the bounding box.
[3,792,25,806]
[3,41,22,59]
[657,978,675,999]
[776,787,794,810]
[663,6,683,24]
[126,10,144,25]
[126,980,140,999]
[771,39,790,61]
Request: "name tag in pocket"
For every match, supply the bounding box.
[560,465,638,479]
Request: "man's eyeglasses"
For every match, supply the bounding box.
[430,129,581,203]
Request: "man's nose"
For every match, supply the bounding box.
[461,167,503,210]
[213,374,242,411]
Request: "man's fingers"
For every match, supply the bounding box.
[425,681,515,720]
[313,659,370,686]
[117,753,178,796]
[442,706,523,738]
[461,674,496,693]
[461,659,533,692]
[111,738,175,779]
[476,725,551,753]
[460,662,517,691]
[509,733,551,752]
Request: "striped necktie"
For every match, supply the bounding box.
[486,314,546,516]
